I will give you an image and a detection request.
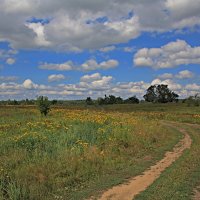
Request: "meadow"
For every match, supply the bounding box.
[0,103,200,199]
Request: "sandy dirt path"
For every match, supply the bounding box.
[97,126,192,200]
[193,187,200,200]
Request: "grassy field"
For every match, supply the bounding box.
[0,103,199,199]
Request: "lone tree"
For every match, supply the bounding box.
[37,96,51,116]
[144,84,179,103]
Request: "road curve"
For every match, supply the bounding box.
[97,126,192,200]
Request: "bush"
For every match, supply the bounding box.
[185,94,200,107]
[37,96,51,116]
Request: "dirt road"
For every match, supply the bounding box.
[98,126,192,200]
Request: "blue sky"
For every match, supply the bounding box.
[0,0,200,100]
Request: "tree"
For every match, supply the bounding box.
[97,97,105,105]
[37,96,51,116]
[97,95,124,105]
[86,97,93,105]
[51,99,58,105]
[125,96,139,104]
[116,96,123,104]
[144,84,179,103]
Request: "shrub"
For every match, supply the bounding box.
[37,96,51,116]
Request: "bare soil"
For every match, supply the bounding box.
[193,187,200,200]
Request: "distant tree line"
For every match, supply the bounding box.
[0,84,198,107]
[86,95,139,105]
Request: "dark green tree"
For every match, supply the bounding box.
[51,99,58,105]
[125,96,139,104]
[37,96,51,116]
[86,97,93,105]
[144,84,179,103]
[97,97,105,105]
[116,96,123,104]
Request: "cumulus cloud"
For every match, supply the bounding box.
[158,73,174,79]
[39,59,118,71]
[151,78,182,90]
[158,70,194,80]
[80,73,113,91]
[134,40,200,69]
[0,0,200,51]
[26,22,51,47]
[175,70,194,79]
[185,83,200,91]
[81,59,118,71]
[48,74,65,82]
[6,58,16,65]
[80,73,101,82]
[40,61,74,71]
[23,79,37,89]
[99,46,116,52]
[124,47,135,53]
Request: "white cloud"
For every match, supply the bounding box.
[0,0,200,51]
[23,79,37,89]
[80,73,101,82]
[39,61,74,71]
[80,73,113,91]
[99,46,116,52]
[48,74,65,82]
[175,70,194,79]
[6,58,16,65]
[81,59,118,71]
[157,70,194,80]
[26,22,51,47]
[151,78,182,91]
[158,73,173,79]
[39,59,119,71]
[0,82,22,90]
[124,47,135,53]
[185,83,200,91]
[134,40,200,69]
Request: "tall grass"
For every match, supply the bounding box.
[0,106,184,199]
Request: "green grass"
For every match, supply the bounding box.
[0,106,182,200]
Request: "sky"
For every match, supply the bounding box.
[0,0,200,100]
